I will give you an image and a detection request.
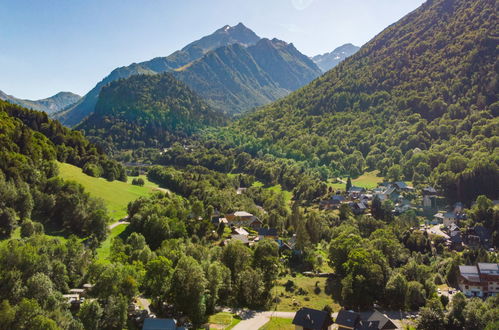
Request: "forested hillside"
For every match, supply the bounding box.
[219,0,498,204]
[77,73,225,151]
[0,99,126,240]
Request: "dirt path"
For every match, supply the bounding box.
[108,220,129,230]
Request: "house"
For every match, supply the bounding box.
[236,187,247,195]
[232,227,249,236]
[351,202,367,215]
[258,227,278,240]
[320,195,346,210]
[249,217,263,229]
[226,211,262,229]
[443,212,458,227]
[292,307,333,330]
[361,311,397,330]
[422,187,437,209]
[432,212,444,225]
[348,186,366,198]
[230,234,250,245]
[453,202,463,214]
[335,310,397,330]
[458,263,499,297]
[335,310,361,330]
[393,182,413,191]
[142,318,186,330]
[226,211,253,221]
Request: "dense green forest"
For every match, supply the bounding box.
[200,0,498,205]
[77,73,226,151]
[0,99,126,240]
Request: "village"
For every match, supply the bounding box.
[58,180,497,330]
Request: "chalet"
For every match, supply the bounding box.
[392,181,412,191]
[230,234,250,245]
[348,186,366,198]
[432,212,444,225]
[320,195,345,210]
[258,227,278,240]
[350,202,367,215]
[142,318,186,330]
[458,263,499,297]
[443,212,457,227]
[226,211,254,222]
[422,187,437,209]
[335,310,360,330]
[226,211,262,229]
[249,217,263,229]
[335,310,397,330]
[292,307,333,330]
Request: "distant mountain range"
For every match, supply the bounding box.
[171,38,321,114]
[54,23,323,126]
[312,43,360,72]
[0,90,80,114]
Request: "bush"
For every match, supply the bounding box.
[131,178,145,186]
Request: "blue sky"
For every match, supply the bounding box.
[0,0,425,99]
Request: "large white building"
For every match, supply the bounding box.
[458,263,499,297]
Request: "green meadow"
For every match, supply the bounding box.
[57,162,163,220]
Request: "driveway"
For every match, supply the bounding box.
[230,309,338,330]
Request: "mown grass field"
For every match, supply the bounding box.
[58,162,162,220]
[252,181,293,204]
[259,317,294,330]
[274,274,340,312]
[329,170,384,190]
[96,223,129,261]
[208,312,241,330]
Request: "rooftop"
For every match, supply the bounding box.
[478,263,499,274]
[335,309,360,328]
[233,211,253,217]
[292,307,333,330]
[142,318,177,330]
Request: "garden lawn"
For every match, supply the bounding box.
[274,274,340,312]
[58,162,161,220]
[259,317,294,330]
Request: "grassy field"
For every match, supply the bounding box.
[329,170,384,190]
[58,162,163,220]
[252,181,293,205]
[208,312,241,330]
[274,274,340,312]
[96,223,129,261]
[259,317,294,330]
